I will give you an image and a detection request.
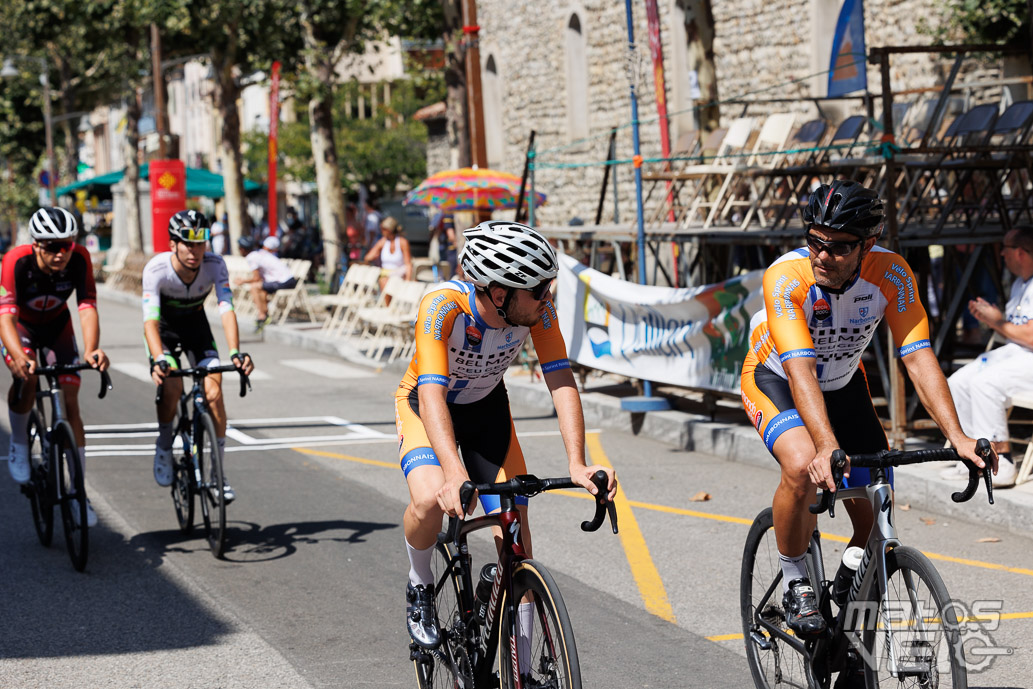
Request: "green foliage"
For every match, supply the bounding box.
[242,119,315,184]
[927,0,1030,45]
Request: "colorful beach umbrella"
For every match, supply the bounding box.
[403,167,546,212]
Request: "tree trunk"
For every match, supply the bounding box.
[211,48,248,250]
[681,0,720,133]
[308,94,346,280]
[57,61,80,182]
[123,90,143,253]
[442,0,470,168]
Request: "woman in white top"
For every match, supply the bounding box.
[364,216,413,301]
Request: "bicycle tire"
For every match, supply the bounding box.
[25,409,54,546]
[741,507,810,689]
[54,421,88,572]
[172,429,195,533]
[196,412,226,558]
[497,559,581,689]
[860,546,967,689]
[413,542,471,689]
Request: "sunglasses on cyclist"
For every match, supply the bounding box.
[806,232,862,257]
[38,241,75,254]
[525,279,553,301]
[178,227,211,242]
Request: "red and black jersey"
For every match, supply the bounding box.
[0,243,97,324]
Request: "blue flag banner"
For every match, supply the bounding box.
[827,0,867,97]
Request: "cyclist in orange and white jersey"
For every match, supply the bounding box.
[397,221,617,652]
[740,180,993,638]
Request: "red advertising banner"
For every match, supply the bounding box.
[268,61,281,236]
[644,0,671,162]
[150,159,186,253]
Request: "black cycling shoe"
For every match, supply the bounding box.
[783,578,827,637]
[406,582,441,649]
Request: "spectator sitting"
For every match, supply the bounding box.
[210,213,227,255]
[941,225,1033,488]
[235,235,298,329]
[364,216,412,303]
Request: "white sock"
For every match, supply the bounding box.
[156,421,174,450]
[998,453,1013,465]
[779,551,809,593]
[406,539,435,587]
[517,602,534,676]
[9,410,29,445]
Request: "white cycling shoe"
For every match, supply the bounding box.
[154,446,174,487]
[939,458,1016,488]
[8,440,30,484]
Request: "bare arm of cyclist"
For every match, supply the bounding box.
[545,366,617,499]
[220,310,254,375]
[0,312,34,379]
[78,305,109,371]
[902,347,996,473]
[418,383,474,518]
[143,319,170,385]
[968,297,1033,348]
[782,355,844,492]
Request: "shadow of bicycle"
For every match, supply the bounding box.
[129,518,398,563]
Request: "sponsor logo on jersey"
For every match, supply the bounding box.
[754,410,764,430]
[853,293,873,302]
[813,298,832,321]
[465,325,482,346]
[858,307,869,318]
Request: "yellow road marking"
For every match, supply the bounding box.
[292,446,397,469]
[586,433,677,624]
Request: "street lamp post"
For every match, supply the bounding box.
[2,55,58,204]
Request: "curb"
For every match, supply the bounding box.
[96,285,1033,537]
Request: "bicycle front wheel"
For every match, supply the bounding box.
[54,422,88,572]
[741,507,809,689]
[26,409,54,546]
[196,412,226,558]
[861,546,967,689]
[413,542,470,689]
[498,559,581,689]
[172,429,194,533]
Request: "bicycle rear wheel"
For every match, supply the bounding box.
[196,412,226,558]
[25,409,54,546]
[172,429,194,533]
[861,546,967,689]
[498,559,581,689]
[413,543,470,689]
[741,507,809,689]
[54,422,88,572]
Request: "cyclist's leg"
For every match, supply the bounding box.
[48,316,84,445]
[4,323,38,483]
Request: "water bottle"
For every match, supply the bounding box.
[474,563,497,619]
[833,546,864,605]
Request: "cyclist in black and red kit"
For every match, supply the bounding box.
[1,207,110,526]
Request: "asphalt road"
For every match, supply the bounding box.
[1,295,1030,688]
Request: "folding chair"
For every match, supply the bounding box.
[670,117,755,228]
[319,264,381,334]
[267,259,317,325]
[100,248,129,286]
[353,278,422,361]
[710,112,797,229]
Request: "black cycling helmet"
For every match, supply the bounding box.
[803,180,884,239]
[168,209,210,243]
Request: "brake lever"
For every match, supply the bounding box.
[239,370,251,397]
[580,470,618,534]
[98,369,113,399]
[438,481,478,546]
[951,438,994,505]
[809,450,847,517]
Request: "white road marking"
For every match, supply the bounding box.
[280,359,377,378]
[110,361,271,383]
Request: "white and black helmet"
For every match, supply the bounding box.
[460,221,558,290]
[29,206,78,241]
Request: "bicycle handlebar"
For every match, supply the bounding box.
[809,438,995,516]
[438,470,618,546]
[13,358,113,403]
[155,363,252,404]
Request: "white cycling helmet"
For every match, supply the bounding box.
[29,206,78,241]
[460,221,558,290]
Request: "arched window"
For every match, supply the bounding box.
[484,55,505,169]
[565,13,589,142]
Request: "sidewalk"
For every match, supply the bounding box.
[98,285,1033,536]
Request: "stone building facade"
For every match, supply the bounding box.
[471,0,1004,228]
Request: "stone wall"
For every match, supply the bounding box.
[470,0,1004,228]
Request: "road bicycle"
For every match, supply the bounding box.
[412,471,618,689]
[20,361,112,572]
[158,363,250,558]
[740,439,995,689]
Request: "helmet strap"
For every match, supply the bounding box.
[490,285,519,326]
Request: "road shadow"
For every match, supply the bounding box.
[128,518,398,564]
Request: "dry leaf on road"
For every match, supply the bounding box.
[899,503,911,511]
[977,537,1001,543]
[690,491,711,502]
[920,517,936,526]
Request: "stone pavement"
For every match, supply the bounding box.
[98,285,1033,537]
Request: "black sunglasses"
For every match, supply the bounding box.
[39,241,75,254]
[806,232,862,257]
[525,279,553,301]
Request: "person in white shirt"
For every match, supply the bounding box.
[235,235,297,327]
[210,213,227,255]
[942,225,1033,488]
